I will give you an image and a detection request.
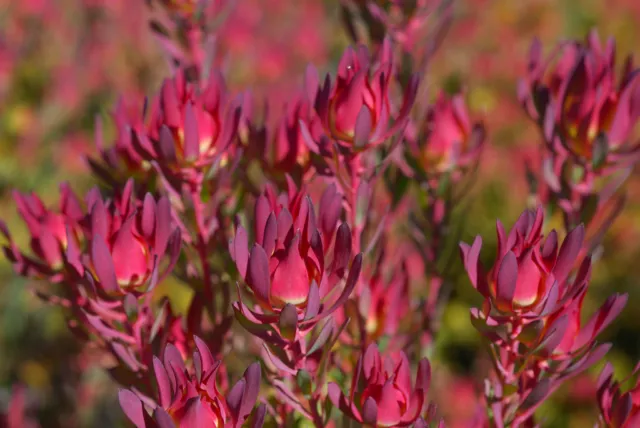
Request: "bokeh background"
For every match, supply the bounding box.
[1,0,640,426]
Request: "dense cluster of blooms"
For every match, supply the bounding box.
[2,0,640,427]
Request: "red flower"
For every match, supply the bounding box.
[408,91,484,176]
[134,69,242,176]
[231,182,349,310]
[519,29,640,170]
[266,94,314,175]
[7,184,83,272]
[461,207,583,314]
[310,40,417,150]
[79,182,180,295]
[230,182,362,345]
[3,179,181,296]
[460,207,628,421]
[2,184,83,280]
[597,362,640,428]
[119,337,264,428]
[461,208,626,349]
[328,344,431,427]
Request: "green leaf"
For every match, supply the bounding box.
[278,304,298,341]
[296,369,313,397]
[437,172,452,197]
[592,132,608,170]
[123,293,138,320]
[580,193,599,227]
[355,181,370,229]
[307,318,335,357]
[233,306,278,338]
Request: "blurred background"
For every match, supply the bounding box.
[1,0,640,426]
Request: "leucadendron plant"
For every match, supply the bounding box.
[2,0,640,427]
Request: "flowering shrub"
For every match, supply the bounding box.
[1,0,640,427]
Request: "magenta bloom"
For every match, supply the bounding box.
[460,207,628,422]
[329,344,431,427]
[460,208,626,347]
[134,69,241,173]
[519,29,640,170]
[3,184,83,276]
[408,91,484,176]
[231,182,350,310]
[230,182,362,346]
[265,94,314,175]
[119,337,264,428]
[356,252,410,340]
[79,182,180,295]
[309,40,417,150]
[90,95,152,183]
[597,363,640,428]
[461,207,584,313]
[3,179,180,296]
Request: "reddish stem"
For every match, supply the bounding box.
[190,182,215,316]
[349,152,363,254]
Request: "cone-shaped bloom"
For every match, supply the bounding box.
[2,184,83,277]
[231,181,347,310]
[310,40,417,150]
[459,207,628,424]
[407,91,485,176]
[460,208,626,342]
[460,206,627,412]
[3,179,181,296]
[328,344,431,427]
[76,186,184,378]
[356,251,410,340]
[119,337,263,428]
[519,29,640,170]
[2,180,185,384]
[460,207,584,314]
[266,94,314,175]
[89,95,153,184]
[597,362,640,428]
[80,181,181,295]
[230,181,362,344]
[133,69,242,174]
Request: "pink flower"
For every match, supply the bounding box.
[2,184,83,278]
[309,40,417,150]
[79,182,180,295]
[134,69,242,176]
[597,362,640,428]
[460,207,628,422]
[461,208,626,352]
[408,91,484,176]
[461,207,582,313]
[328,344,431,427]
[230,182,362,345]
[119,337,264,428]
[519,29,640,170]
[2,179,181,295]
[231,182,350,310]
